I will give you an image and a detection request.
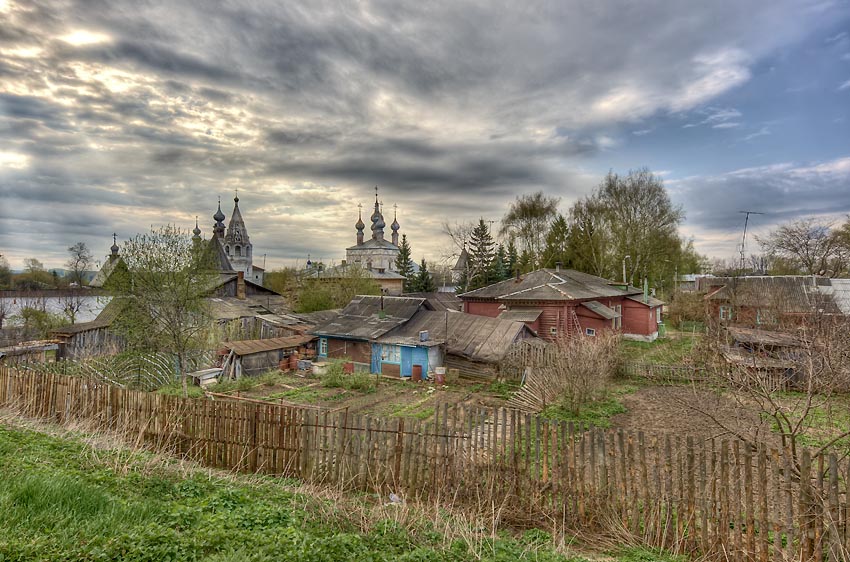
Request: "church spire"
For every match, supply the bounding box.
[391,203,400,246]
[192,216,202,242]
[355,203,365,245]
[370,185,385,241]
[213,197,226,238]
[110,232,119,257]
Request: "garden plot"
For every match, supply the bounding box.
[204,371,517,423]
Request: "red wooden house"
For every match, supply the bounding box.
[459,267,663,342]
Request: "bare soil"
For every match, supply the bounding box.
[610,384,778,446]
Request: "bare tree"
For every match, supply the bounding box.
[66,242,93,286]
[757,218,843,276]
[499,191,560,269]
[693,312,850,474]
[508,332,621,414]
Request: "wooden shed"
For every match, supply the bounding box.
[219,334,316,377]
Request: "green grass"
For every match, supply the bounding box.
[540,385,637,428]
[765,394,850,450]
[620,335,697,365]
[0,423,591,562]
[613,546,687,562]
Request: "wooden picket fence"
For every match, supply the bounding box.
[0,366,848,561]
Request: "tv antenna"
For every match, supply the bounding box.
[738,210,764,272]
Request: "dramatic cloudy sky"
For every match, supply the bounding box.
[1,0,849,271]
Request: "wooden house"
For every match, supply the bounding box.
[705,276,850,328]
[459,267,663,342]
[310,295,434,374]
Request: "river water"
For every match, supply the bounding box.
[0,295,111,326]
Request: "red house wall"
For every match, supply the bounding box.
[464,301,501,317]
[622,300,657,336]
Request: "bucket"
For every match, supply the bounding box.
[434,366,445,385]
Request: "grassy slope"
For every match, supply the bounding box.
[0,420,595,562]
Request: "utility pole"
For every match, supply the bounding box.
[738,211,764,273]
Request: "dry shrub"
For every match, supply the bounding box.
[509,332,621,414]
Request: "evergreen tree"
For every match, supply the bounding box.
[506,239,519,278]
[411,258,437,292]
[518,248,535,274]
[488,244,509,283]
[467,219,495,290]
[394,234,415,292]
[542,213,571,269]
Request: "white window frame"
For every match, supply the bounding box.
[549,327,558,336]
[719,306,732,321]
[319,338,328,356]
[585,327,596,336]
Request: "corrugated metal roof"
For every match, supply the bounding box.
[221,334,315,356]
[580,301,620,319]
[376,310,536,362]
[460,269,642,302]
[498,309,543,322]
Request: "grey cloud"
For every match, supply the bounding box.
[671,160,850,234]
[0,0,846,268]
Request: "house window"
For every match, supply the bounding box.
[756,309,775,325]
[318,338,328,357]
[549,327,558,336]
[225,245,230,255]
[381,344,401,363]
[235,246,242,257]
[585,328,596,336]
[719,306,732,321]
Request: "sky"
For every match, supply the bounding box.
[1,0,849,272]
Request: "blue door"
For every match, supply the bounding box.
[371,343,382,374]
[400,347,413,377]
[412,347,429,375]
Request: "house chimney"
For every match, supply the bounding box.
[237,271,246,300]
[555,261,562,272]
[515,268,521,282]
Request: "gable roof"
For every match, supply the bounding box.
[403,292,462,312]
[376,310,535,362]
[89,256,125,288]
[460,268,642,302]
[208,237,234,272]
[309,295,431,340]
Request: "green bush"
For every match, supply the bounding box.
[320,362,375,393]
